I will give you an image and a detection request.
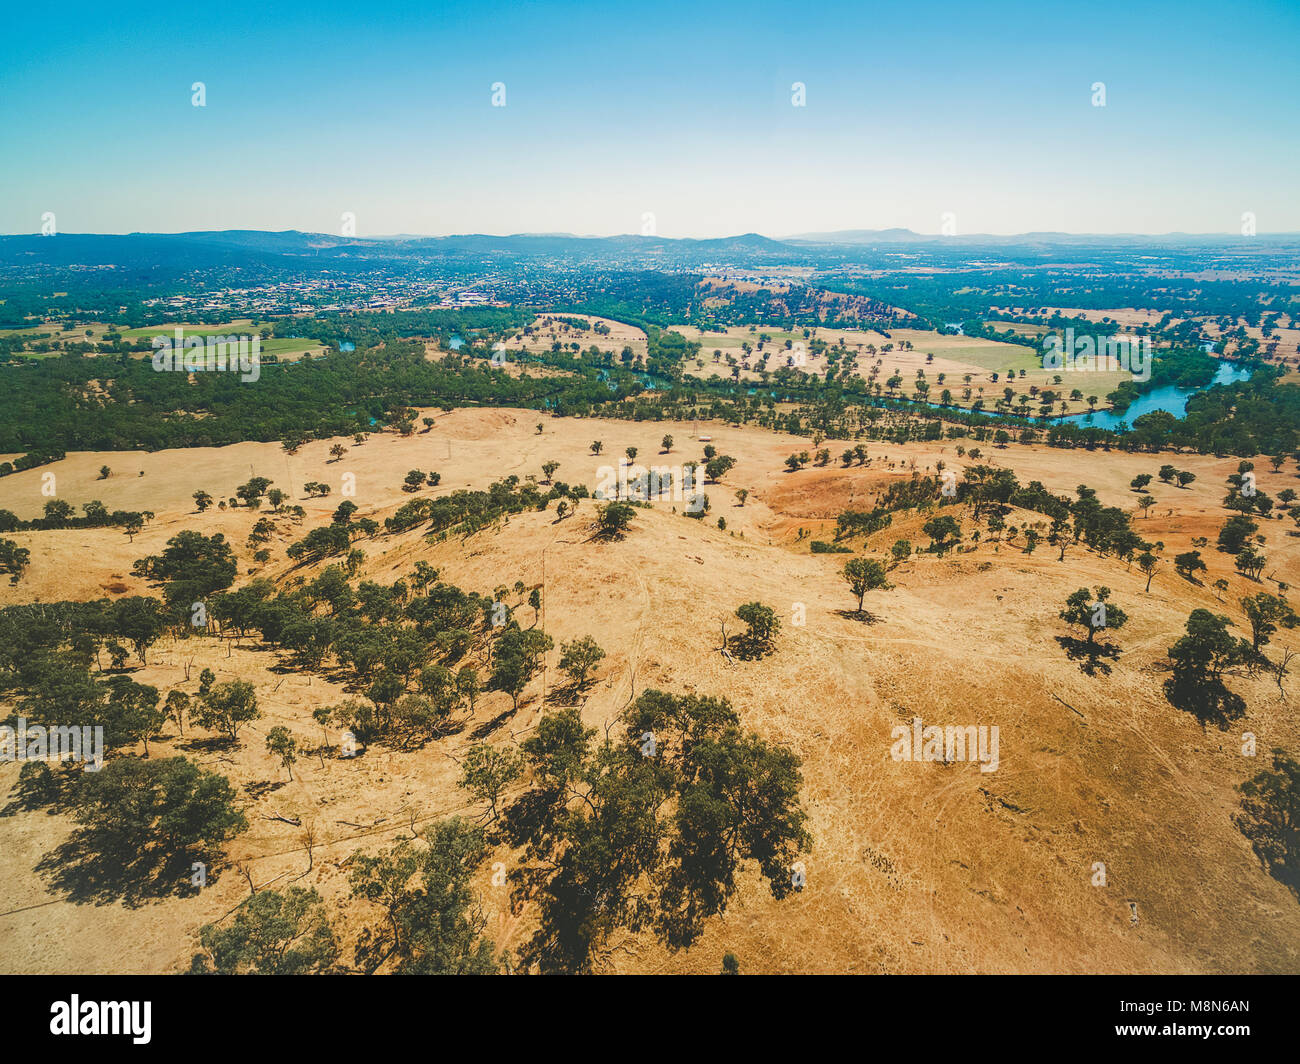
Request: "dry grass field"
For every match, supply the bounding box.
[989,305,1300,367]
[676,323,1127,415]
[506,315,649,360]
[0,320,329,363]
[428,311,1143,419]
[1,409,1298,974]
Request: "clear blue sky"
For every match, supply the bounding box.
[1,0,1296,236]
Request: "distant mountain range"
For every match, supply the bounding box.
[1,228,1294,273]
[781,228,1293,246]
[0,229,796,269]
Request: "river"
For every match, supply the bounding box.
[1054,361,1252,430]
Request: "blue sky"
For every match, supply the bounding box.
[1,0,1297,236]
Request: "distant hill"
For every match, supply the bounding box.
[784,228,1299,248]
[784,228,934,244]
[0,229,800,270]
[2,228,1296,274]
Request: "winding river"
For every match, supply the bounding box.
[1050,361,1253,431]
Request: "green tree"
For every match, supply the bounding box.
[1235,546,1267,580]
[104,675,166,756]
[192,887,338,974]
[922,514,961,554]
[1060,586,1127,645]
[236,476,273,506]
[507,692,810,973]
[146,530,238,608]
[0,538,32,584]
[1217,514,1259,554]
[1241,592,1297,655]
[1137,551,1159,592]
[70,756,246,874]
[842,558,888,613]
[112,596,166,663]
[165,689,190,737]
[558,636,605,690]
[733,601,780,659]
[1165,609,1249,725]
[456,666,481,711]
[192,680,261,743]
[1174,550,1207,580]
[265,726,299,781]
[348,819,498,974]
[490,654,529,710]
[595,502,635,539]
[458,742,523,821]
[705,455,736,483]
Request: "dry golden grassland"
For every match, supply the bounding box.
[1,409,1298,974]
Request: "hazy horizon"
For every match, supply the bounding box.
[8,226,1300,241]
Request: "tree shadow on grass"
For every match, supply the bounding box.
[35,832,218,908]
[545,681,595,707]
[834,609,882,625]
[499,786,563,853]
[1164,675,1246,730]
[729,637,776,662]
[468,706,518,742]
[176,735,237,756]
[1,763,77,818]
[1056,636,1122,677]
